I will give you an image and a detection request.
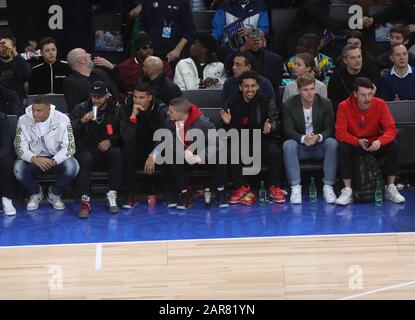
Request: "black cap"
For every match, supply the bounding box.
[136,33,154,50]
[90,81,109,97]
[193,33,218,54]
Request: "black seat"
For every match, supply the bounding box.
[270,8,298,54]
[387,100,415,125]
[192,10,215,33]
[329,4,353,21]
[182,89,222,109]
[200,107,222,127]
[27,94,68,113]
[6,114,17,137]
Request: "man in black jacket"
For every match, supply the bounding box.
[0,83,21,115]
[0,112,16,216]
[28,37,71,95]
[141,56,182,105]
[121,82,170,208]
[220,70,285,205]
[70,81,125,218]
[64,48,124,113]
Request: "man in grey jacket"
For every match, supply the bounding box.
[13,95,79,211]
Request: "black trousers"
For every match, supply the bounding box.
[338,140,400,180]
[0,155,14,198]
[76,146,123,196]
[230,139,282,188]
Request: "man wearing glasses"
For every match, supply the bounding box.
[335,77,405,205]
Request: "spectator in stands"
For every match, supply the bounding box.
[220,71,285,205]
[0,37,32,106]
[121,82,169,208]
[141,56,182,105]
[63,48,124,112]
[174,33,226,90]
[165,96,229,209]
[139,0,195,63]
[378,44,415,101]
[283,53,327,103]
[285,33,334,86]
[13,95,79,211]
[70,81,125,218]
[328,44,379,112]
[282,72,337,204]
[0,83,21,115]
[224,30,283,97]
[117,34,173,93]
[28,37,71,95]
[222,51,275,104]
[0,111,16,216]
[375,25,415,74]
[335,77,405,205]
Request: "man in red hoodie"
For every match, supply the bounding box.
[335,77,405,205]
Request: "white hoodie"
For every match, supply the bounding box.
[14,104,75,164]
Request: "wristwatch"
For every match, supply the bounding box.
[52,159,57,166]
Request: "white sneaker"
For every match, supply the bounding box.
[26,188,44,211]
[335,187,353,205]
[2,197,16,216]
[385,184,405,203]
[47,186,66,210]
[323,185,337,204]
[107,190,119,214]
[290,185,302,204]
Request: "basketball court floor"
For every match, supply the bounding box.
[1,192,415,299]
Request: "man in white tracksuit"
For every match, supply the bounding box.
[174,33,226,90]
[13,95,79,211]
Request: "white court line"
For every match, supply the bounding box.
[339,280,415,300]
[0,231,414,249]
[95,244,102,270]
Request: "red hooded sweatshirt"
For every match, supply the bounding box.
[174,104,203,147]
[335,94,397,147]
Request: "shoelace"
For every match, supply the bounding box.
[80,201,90,210]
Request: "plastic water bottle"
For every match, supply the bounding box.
[204,188,212,209]
[259,181,268,205]
[375,180,383,206]
[309,177,317,203]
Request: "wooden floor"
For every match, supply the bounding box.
[1,233,415,299]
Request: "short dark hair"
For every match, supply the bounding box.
[39,37,57,51]
[353,77,373,92]
[169,97,191,113]
[390,24,411,42]
[32,95,51,106]
[234,51,254,68]
[134,82,154,95]
[238,70,260,86]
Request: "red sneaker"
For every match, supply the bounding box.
[240,192,257,206]
[268,186,287,203]
[229,185,251,204]
[79,195,91,219]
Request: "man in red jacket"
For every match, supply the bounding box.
[335,77,405,205]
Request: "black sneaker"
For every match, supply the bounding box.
[216,189,229,208]
[177,190,192,210]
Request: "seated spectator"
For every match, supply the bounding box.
[0,37,32,105]
[212,0,269,44]
[141,56,182,105]
[121,82,169,208]
[117,33,173,93]
[220,71,285,205]
[13,95,79,211]
[282,72,337,204]
[0,83,21,115]
[163,97,228,209]
[285,33,334,85]
[375,24,415,74]
[28,37,71,95]
[174,33,226,90]
[222,51,275,105]
[63,48,124,113]
[283,53,327,103]
[378,44,415,101]
[0,111,16,216]
[335,77,405,205]
[224,30,283,97]
[70,82,125,218]
[328,44,379,112]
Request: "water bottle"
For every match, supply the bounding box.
[375,180,383,206]
[259,180,268,205]
[204,188,212,209]
[309,177,317,203]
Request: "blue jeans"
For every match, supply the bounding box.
[283,138,338,186]
[14,157,79,195]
